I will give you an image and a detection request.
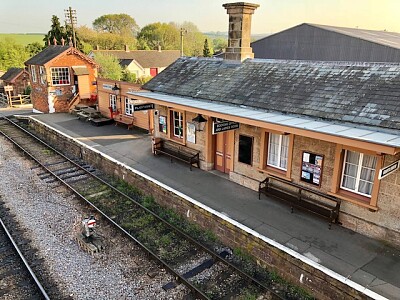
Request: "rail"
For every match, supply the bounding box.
[1,115,286,299]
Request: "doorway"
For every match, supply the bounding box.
[214,131,234,174]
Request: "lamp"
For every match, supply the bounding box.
[192,114,207,131]
[112,83,120,95]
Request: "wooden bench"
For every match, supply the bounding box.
[114,114,134,130]
[259,175,341,229]
[153,139,200,171]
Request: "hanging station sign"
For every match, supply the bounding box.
[378,160,400,180]
[212,120,240,134]
[133,103,155,111]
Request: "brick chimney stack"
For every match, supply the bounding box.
[223,2,259,61]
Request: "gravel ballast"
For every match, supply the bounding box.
[0,138,189,299]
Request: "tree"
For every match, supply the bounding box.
[76,25,137,51]
[0,38,29,70]
[137,22,179,50]
[43,15,83,51]
[203,39,212,57]
[93,14,139,36]
[43,15,65,45]
[122,69,136,83]
[212,37,228,53]
[25,42,44,56]
[172,21,208,56]
[93,52,122,80]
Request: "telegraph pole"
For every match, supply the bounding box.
[64,7,77,48]
[180,28,187,56]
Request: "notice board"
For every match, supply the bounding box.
[300,151,323,186]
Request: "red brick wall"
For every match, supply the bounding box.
[30,49,97,113]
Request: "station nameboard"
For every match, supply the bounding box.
[378,160,400,180]
[133,103,154,111]
[212,121,239,134]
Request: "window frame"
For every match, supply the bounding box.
[340,150,377,198]
[168,109,185,142]
[50,67,70,86]
[125,97,134,116]
[109,94,117,112]
[267,132,289,171]
[39,66,46,85]
[30,65,37,83]
[238,134,253,166]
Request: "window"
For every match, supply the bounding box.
[172,111,183,138]
[239,135,253,165]
[125,97,133,116]
[50,67,70,85]
[267,133,289,170]
[109,94,117,111]
[341,150,377,197]
[30,65,37,83]
[39,66,46,85]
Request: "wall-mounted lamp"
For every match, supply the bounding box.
[112,83,121,95]
[192,114,207,131]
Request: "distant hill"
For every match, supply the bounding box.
[204,31,269,42]
[0,33,45,46]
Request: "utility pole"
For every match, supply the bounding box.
[180,28,187,56]
[64,6,77,48]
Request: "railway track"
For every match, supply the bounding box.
[0,209,50,300]
[0,116,303,300]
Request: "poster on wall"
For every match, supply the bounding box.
[159,115,167,134]
[301,151,323,186]
[186,122,196,144]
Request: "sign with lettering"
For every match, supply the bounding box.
[102,84,113,90]
[212,121,239,134]
[4,85,13,92]
[378,160,399,180]
[133,103,154,111]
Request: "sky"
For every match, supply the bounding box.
[1,0,400,35]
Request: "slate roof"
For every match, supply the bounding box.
[25,45,71,66]
[92,50,180,68]
[0,68,25,82]
[144,57,400,132]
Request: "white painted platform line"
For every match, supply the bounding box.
[30,116,388,300]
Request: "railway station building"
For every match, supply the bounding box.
[127,2,400,247]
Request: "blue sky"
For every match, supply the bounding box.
[1,0,399,34]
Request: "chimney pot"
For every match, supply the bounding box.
[223,2,259,62]
[158,45,161,52]
[61,37,65,46]
[53,37,57,45]
[125,45,129,52]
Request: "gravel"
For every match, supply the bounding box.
[0,138,189,299]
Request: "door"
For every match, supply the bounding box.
[77,75,90,99]
[214,131,233,174]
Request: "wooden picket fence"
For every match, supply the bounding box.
[0,93,31,107]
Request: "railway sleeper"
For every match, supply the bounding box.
[162,249,230,291]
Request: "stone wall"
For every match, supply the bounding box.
[28,118,375,300]
[229,127,400,248]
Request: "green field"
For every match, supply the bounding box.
[0,33,44,46]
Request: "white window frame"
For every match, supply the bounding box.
[125,97,134,116]
[267,133,289,171]
[109,94,117,112]
[30,65,37,83]
[39,66,46,85]
[50,67,70,86]
[173,111,183,138]
[340,150,377,197]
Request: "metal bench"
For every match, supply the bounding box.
[153,139,200,171]
[259,175,341,229]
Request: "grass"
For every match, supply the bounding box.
[0,33,44,46]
